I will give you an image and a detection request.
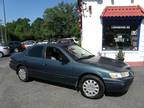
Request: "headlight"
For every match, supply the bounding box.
[109,72,129,79]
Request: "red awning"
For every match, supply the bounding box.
[101,5,144,18]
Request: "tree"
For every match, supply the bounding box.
[7,21,19,41]
[15,18,31,36]
[43,2,80,38]
[6,2,80,41]
[7,18,32,41]
[31,18,44,40]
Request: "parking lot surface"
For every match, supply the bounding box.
[0,57,144,108]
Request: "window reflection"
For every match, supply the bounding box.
[102,25,139,51]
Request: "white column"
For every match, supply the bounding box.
[139,19,144,51]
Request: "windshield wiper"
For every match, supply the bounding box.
[77,55,95,60]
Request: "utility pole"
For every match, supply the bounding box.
[2,0,7,43]
[0,19,4,43]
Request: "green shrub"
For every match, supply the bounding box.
[116,49,125,61]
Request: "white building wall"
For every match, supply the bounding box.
[114,0,131,6]
[82,0,112,54]
[135,0,144,7]
[81,0,144,62]
[139,19,144,52]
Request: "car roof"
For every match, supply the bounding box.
[36,43,74,48]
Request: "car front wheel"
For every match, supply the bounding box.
[79,75,105,99]
[17,66,29,82]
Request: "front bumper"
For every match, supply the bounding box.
[104,76,134,93]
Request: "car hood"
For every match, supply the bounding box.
[78,56,130,72]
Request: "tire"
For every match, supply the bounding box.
[79,75,105,99]
[0,52,3,58]
[17,66,29,82]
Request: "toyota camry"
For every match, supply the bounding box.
[9,43,134,99]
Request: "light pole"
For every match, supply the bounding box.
[2,0,7,43]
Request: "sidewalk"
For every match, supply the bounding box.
[127,62,144,67]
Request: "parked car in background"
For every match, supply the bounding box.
[42,40,48,44]
[57,37,79,44]
[37,40,48,45]
[0,43,10,58]
[71,37,79,44]
[21,40,36,48]
[48,38,57,44]
[9,43,134,99]
[8,41,26,53]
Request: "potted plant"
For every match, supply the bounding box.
[116,49,125,61]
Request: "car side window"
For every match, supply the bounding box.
[46,47,68,62]
[28,46,44,58]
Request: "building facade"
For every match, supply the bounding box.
[77,0,144,63]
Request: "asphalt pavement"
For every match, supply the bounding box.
[0,57,144,108]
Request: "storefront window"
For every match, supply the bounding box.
[102,25,139,51]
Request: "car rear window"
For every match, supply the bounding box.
[27,46,44,58]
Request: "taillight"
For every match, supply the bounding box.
[21,44,26,49]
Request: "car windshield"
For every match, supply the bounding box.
[65,45,94,60]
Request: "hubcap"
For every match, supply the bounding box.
[83,79,99,97]
[18,68,26,80]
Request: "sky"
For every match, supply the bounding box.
[0,0,75,24]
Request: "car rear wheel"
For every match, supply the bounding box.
[0,52,3,58]
[17,66,29,82]
[79,75,105,99]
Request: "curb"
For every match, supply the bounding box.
[127,62,144,67]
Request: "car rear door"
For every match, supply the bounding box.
[24,45,46,78]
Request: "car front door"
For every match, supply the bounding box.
[43,46,75,85]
